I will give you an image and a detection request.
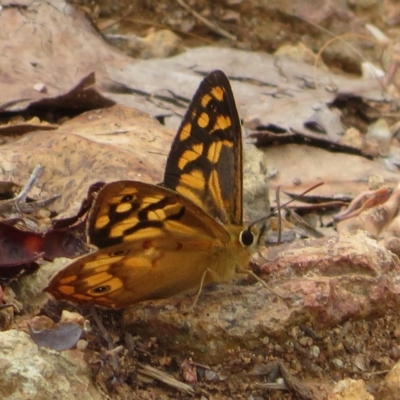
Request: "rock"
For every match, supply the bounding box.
[140,29,183,59]
[328,378,373,399]
[320,39,363,75]
[377,360,400,399]
[243,141,270,221]
[365,118,391,157]
[0,330,103,400]
[107,30,183,60]
[274,42,326,68]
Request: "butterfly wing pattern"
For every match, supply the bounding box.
[164,70,242,226]
[46,70,257,308]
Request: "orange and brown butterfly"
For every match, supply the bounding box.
[46,70,263,308]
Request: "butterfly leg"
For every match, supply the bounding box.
[236,268,283,299]
[187,269,210,311]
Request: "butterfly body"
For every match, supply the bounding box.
[47,70,259,308]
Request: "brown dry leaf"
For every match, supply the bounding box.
[0,0,130,112]
[0,104,173,217]
[263,144,399,207]
[0,117,58,136]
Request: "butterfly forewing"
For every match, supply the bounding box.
[163,70,242,226]
[88,180,231,249]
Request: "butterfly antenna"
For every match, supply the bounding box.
[247,181,324,231]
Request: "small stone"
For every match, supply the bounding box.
[366,118,392,157]
[33,83,47,93]
[332,358,344,369]
[310,345,320,358]
[274,42,326,68]
[61,310,84,326]
[204,369,217,381]
[36,208,51,219]
[352,354,368,371]
[299,337,311,347]
[261,336,269,345]
[341,127,362,149]
[76,339,88,351]
[140,29,182,59]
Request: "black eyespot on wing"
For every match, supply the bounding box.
[93,285,111,294]
[111,249,129,257]
[121,195,133,202]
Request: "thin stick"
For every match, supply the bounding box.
[176,0,236,41]
[14,165,44,202]
[276,186,282,244]
[0,165,60,214]
[248,182,324,230]
[138,364,194,394]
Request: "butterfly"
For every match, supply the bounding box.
[46,70,263,308]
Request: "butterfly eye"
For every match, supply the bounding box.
[239,228,255,247]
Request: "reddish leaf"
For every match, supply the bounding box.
[0,222,87,278]
[0,223,43,267]
[43,226,88,261]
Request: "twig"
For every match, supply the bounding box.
[0,195,61,214]
[255,361,314,399]
[276,186,282,244]
[0,165,60,214]
[14,165,44,203]
[137,364,195,394]
[176,0,236,41]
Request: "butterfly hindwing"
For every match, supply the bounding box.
[163,70,242,226]
[46,236,239,308]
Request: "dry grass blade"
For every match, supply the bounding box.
[137,364,195,394]
[176,0,236,41]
